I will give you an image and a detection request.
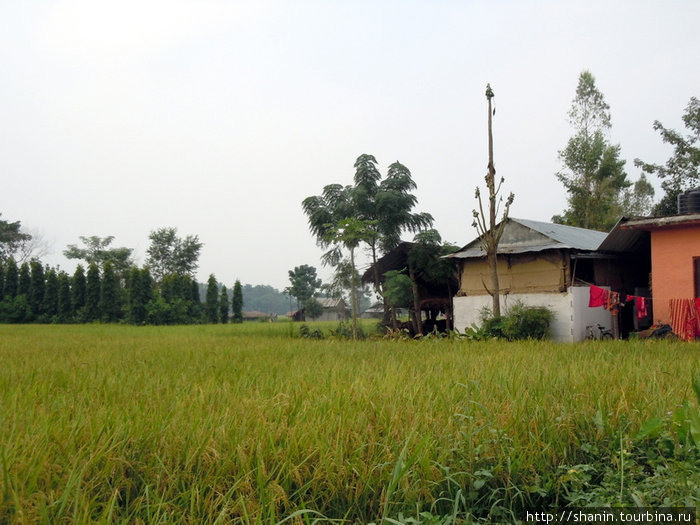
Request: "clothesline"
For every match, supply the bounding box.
[588,284,649,319]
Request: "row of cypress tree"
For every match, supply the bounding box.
[0,257,243,325]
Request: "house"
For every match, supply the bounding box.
[602,213,700,340]
[448,218,644,342]
[289,298,349,322]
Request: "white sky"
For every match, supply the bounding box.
[1,0,698,290]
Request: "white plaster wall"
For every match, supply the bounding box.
[453,287,614,342]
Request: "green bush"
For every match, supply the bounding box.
[479,301,554,340]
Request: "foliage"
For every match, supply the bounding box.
[477,301,554,340]
[85,262,101,322]
[232,279,243,323]
[553,71,631,231]
[205,274,219,323]
[302,154,433,294]
[241,283,288,315]
[303,296,324,319]
[63,235,134,278]
[286,264,322,316]
[146,227,203,282]
[127,267,153,325]
[635,96,700,216]
[218,284,229,324]
[383,269,413,308]
[3,257,18,298]
[0,213,32,263]
[99,262,121,322]
[620,173,655,216]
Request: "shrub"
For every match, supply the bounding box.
[479,301,554,340]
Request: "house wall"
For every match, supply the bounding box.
[453,287,612,342]
[458,252,568,296]
[650,227,700,323]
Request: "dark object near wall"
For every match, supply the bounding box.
[678,188,700,214]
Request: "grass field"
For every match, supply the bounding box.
[1,323,699,524]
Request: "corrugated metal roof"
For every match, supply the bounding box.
[449,218,608,259]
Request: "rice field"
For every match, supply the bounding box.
[0,323,698,524]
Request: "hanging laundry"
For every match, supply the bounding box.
[605,291,621,316]
[669,298,699,341]
[635,296,648,320]
[589,285,608,307]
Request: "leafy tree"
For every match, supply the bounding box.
[472,84,514,318]
[146,227,203,282]
[71,265,87,315]
[383,269,413,329]
[205,274,219,323]
[64,236,133,279]
[4,258,18,298]
[303,297,324,320]
[190,279,202,320]
[128,267,153,325]
[43,268,59,319]
[85,262,101,322]
[232,280,243,323]
[29,261,45,317]
[620,174,655,216]
[100,262,121,322]
[302,154,433,315]
[634,96,700,216]
[18,262,31,297]
[323,218,377,339]
[0,260,4,301]
[553,71,630,231]
[287,265,322,319]
[57,271,72,323]
[0,214,32,263]
[219,285,229,324]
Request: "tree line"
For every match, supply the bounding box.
[0,227,244,325]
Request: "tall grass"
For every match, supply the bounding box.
[0,324,698,523]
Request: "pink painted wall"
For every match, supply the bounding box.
[650,227,700,323]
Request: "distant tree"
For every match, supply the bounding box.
[85,262,101,322]
[100,262,121,322]
[323,218,377,339]
[190,279,202,320]
[127,267,153,325]
[18,262,31,297]
[472,84,514,318]
[71,265,87,316]
[146,227,203,282]
[303,297,324,320]
[4,258,18,298]
[553,71,630,231]
[218,285,229,324]
[0,260,3,302]
[232,280,243,323]
[620,174,656,216]
[57,272,72,323]
[635,96,700,216]
[383,269,413,329]
[64,236,133,279]
[302,155,433,316]
[43,268,59,319]
[287,265,322,320]
[205,274,219,323]
[0,214,32,263]
[29,261,45,317]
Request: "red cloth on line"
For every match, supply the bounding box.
[636,296,648,320]
[669,298,700,341]
[589,285,608,308]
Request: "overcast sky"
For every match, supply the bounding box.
[1,1,698,291]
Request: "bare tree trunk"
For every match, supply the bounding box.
[486,86,501,318]
[349,246,358,340]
